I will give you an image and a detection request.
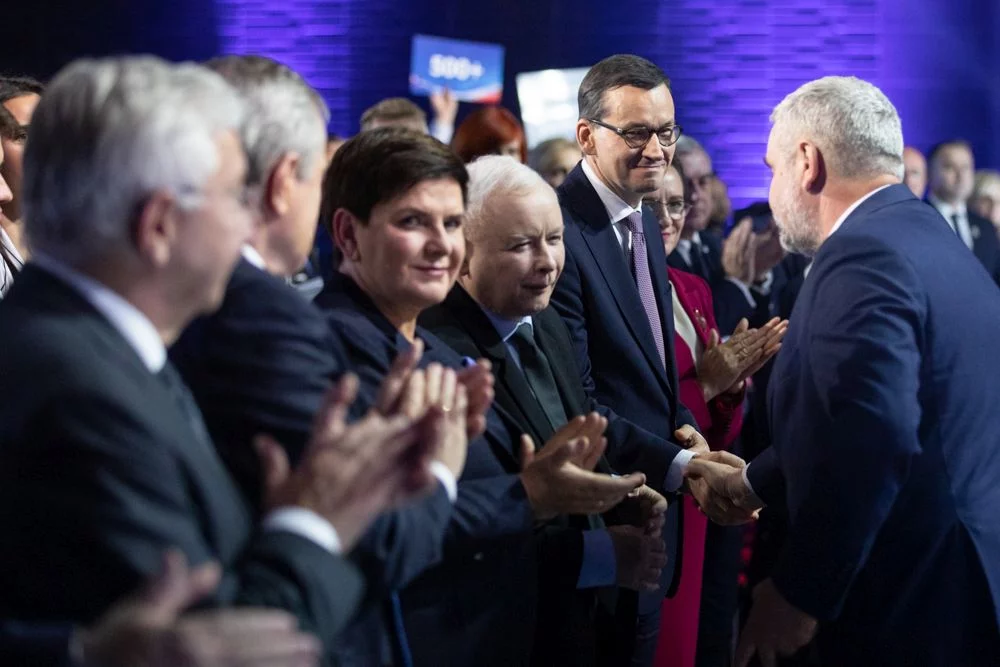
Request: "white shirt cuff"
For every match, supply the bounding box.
[430,460,458,502]
[754,269,774,295]
[263,507,342,554]
[664,448,697,492]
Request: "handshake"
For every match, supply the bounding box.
[676,425,764,526]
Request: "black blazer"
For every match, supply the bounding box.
[552,164,692,597]
[969,210,1000,286]
[0,266,363,654]
[0,621,73,666]
[315,271,541,667]
[170,257,455,667]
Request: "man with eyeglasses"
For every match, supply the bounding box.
[550,53,750,667]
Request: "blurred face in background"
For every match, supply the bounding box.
[0,93,41,225]
[540,144,581,189]
[675,148,713,236]
[646,165,687,256]
[970,175,1000,230]
[578,83,676,207]
[929,143,974,205]
[902,146,927,199]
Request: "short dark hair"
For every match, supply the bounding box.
[321,127,468,238]
[0,105,24,141]
[0,76,44,105]
[927,139,973,168]
[578,55,670,120]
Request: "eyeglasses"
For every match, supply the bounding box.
[645,199,690,220]
[586,118,683,149]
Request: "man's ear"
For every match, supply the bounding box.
[576,120,596,157]
[133,190,178,268]
[264,153,300,219]
[459,239,474,278]
[332,207,362,262]
[800,141,826,194]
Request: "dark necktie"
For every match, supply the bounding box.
[623,211,667,369]
[510,322,569,431]
[951,213,965,240]
[688,239,709,279]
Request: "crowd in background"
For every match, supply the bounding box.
[0,47,998,667]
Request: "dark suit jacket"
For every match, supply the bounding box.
[422,286,696,666]
[748,185,1000,665]
[0,621,73,666]
[315,271,541,667]
[969,210,1000,286]
[552,164,691,597]
[0,265,363,655]
[170,257,454,667]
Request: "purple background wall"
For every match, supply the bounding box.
[211,0,1000,206]
[2,0,997,207]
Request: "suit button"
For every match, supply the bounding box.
[473,552,484,561]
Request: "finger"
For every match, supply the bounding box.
[399,369,426,418]
[732,318,750,336]
[708,329,720,349]
[311,374,358,443]
[520,434,537,471]
[255,434,291,498]
[700,450,746,468]
[439,368,458,412]
[424,363,444,406]
[376,340,423,414]
[184,608,300,635]
[141,550,221,621]
[734,631,757,667]
[549,415,586,448]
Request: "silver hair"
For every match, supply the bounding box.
[770,76,904,180]
[673,134,707,160]
[206,55,329,187]
[23,56,245,266]
[465,155,556,239]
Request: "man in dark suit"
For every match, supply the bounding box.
[420,155,674,666]
[317,127,647,666]
[687,76,1000,667]
[168,56,469,667]
[926,138,1000,286]
[550,54,746,666]
[0,56,438,658]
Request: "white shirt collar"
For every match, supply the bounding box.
[31,254,167,372]
[927,194,967,219]
[481,305,533,343]
[826,183,895,240]
[241,244,267,270]
[0,226,24,266]
[581,159,643,225]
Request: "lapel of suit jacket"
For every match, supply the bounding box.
[440,286,556,444]
[560,166,677,401]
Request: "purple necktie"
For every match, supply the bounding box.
[623,211,666,369]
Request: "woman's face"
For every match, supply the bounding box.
[647,165,687,256]
[348,178,466,319]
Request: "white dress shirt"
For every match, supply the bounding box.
[0,226,25,298]
[32,254,346,554]
[580,160,695,491]
[742,183,893,499]
[928,194,975,249]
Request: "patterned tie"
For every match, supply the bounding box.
[510,322,569,431]
[623,211,666,369]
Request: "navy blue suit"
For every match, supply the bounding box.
[315,271,542,667]
[747,185,1000,665]
[170,258,454,666]
[0,622,74,666]
[552,164,695,664]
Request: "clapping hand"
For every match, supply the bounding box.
[697,317,787,401]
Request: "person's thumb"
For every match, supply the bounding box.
[255,434,291,500]
[138,549,221,621]
[520,434,536,471]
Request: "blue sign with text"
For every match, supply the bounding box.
[410,34,505,104]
